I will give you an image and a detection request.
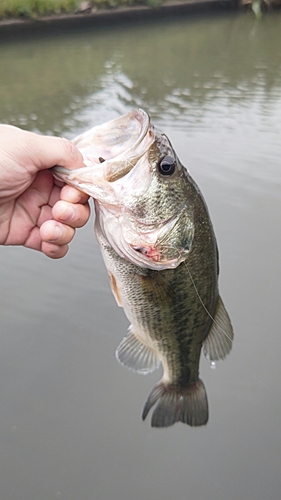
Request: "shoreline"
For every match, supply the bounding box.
[0,0,238,35]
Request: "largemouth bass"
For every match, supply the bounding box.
[52,109,233,428]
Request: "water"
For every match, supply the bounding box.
[1,10,281,500]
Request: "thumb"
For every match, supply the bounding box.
[31,133,85,172]
[0,125,84,173]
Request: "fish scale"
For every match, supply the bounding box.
[52,109,233,428]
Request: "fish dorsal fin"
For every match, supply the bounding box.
[116,327,160,375]
[203,295,234,361]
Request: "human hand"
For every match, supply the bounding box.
[0,125,90,258]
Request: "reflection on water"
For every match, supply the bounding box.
[1,13,281,135]
[1,10,281,500]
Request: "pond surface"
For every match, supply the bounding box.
[1,10,281,500]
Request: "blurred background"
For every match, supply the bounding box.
[1,10,281,500]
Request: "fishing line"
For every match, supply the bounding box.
[185,263,233,344]
[185,264,271,391]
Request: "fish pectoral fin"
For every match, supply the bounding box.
[142,379,208,428]
[203,295,234,361]
[115,327,160,375]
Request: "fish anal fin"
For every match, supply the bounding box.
[203,295,234,361]
[116,327,160,375]
[142,379,208,428]
[108,272,123,307]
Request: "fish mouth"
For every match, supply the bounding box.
[51,109,155,201]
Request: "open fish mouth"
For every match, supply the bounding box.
[52,109,155,202]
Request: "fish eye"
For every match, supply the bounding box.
[158,155,176,176]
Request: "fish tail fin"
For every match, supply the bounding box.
[142,379,208,428]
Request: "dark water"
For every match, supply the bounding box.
[1,10,281,500]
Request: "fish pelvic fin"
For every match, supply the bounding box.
[116,327,160,375]
[142,379,208,428]
[203,295,234,361]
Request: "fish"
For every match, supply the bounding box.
[52,109,233,428]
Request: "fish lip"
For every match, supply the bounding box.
[51,109,155,196]
[105,132,155,183]
[104,109,153,182]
